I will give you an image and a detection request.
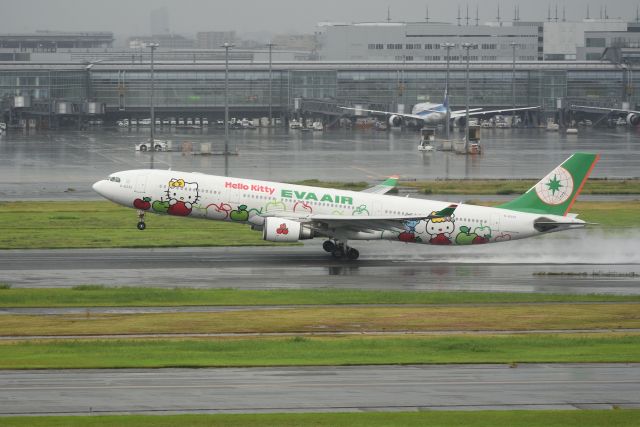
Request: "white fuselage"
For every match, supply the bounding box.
[93,169,579,246]
[411,102,448,125]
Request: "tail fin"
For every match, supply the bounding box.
[443,88,449,109]
[497,153,600,216]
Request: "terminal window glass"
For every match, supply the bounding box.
[586,38,606,48]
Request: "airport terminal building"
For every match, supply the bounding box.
[0,59,636,127]
[0,26,638,128]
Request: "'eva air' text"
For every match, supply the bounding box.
[281,189,353,205]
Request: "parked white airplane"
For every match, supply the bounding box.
[93,153,598,260]
[340,92,540,127]
[571,105,640,126]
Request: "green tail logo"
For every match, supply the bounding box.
[498,152,600,216]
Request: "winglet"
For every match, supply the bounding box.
[362,175,400,195]
[430,203,458,218]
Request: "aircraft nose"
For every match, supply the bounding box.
[92,180,108,196]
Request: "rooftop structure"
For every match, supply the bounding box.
[542,19,627,60]
[317,21,541,62]
[0,31,114,50]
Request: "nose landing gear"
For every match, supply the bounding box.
[322,239,359,260]
[136,209,146,230]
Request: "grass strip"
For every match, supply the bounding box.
[1,334,639,369]
[400,178,640,195]
[0,200,636,250]
[0,201,288,249]
[2,410,640,427]
[2,287,640,308]
[1,304,639,336]
[293,178,640,195]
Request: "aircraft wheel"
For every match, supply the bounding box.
[346,248,360,261]
[323,240,336,253]
[137,222,146,231]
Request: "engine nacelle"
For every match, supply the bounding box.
[262,217,314,242]
[627,113,640,126]
[388,115,403,127]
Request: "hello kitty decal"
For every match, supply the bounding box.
[425,213,455,245]
[165,178,199,216]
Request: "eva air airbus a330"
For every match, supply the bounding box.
[93,152,599,260]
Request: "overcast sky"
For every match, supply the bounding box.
[0,0,637,39]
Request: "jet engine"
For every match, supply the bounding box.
[627,113,640,126]
[388,115,403,127]
[262,217,314,242]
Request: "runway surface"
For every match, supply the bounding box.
[1,229,638,294]
[1,364,638,415]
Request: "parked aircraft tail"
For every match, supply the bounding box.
[497,152,600,216]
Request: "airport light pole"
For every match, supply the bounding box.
[222,42,234,169]
[442,42,456,140]
[462,43,477,154]
[511,42,517,128]
[147,42,159,169]
[266,42,275,127]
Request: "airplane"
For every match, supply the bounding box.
[93,152,598,260]
[570,104,640,126]
[339,91,541,128]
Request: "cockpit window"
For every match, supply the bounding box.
[108,176,121,183]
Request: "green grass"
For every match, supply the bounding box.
[292,178,640,196]
[2,287,640,308]
[400,178,640,195]
[570,201,640,226]
[2,410,640,427]
[1,334,639,369]
[2,303,639,336]
[0,201,289,249]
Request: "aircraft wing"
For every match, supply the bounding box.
[450,106,541,119]
[570,105,640,114]
[267,204,458,234]
[338,106,426,121]
[361,176,399,195]
[450,108,484,115]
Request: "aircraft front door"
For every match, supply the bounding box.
[134,173,148,194]
[491,213,501,234]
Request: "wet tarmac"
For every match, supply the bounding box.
[0,126,638,199]
[1,229,638,294]
[1,364,638,415]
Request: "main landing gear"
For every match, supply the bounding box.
[136,209,146,230]
[322,239,359,260]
